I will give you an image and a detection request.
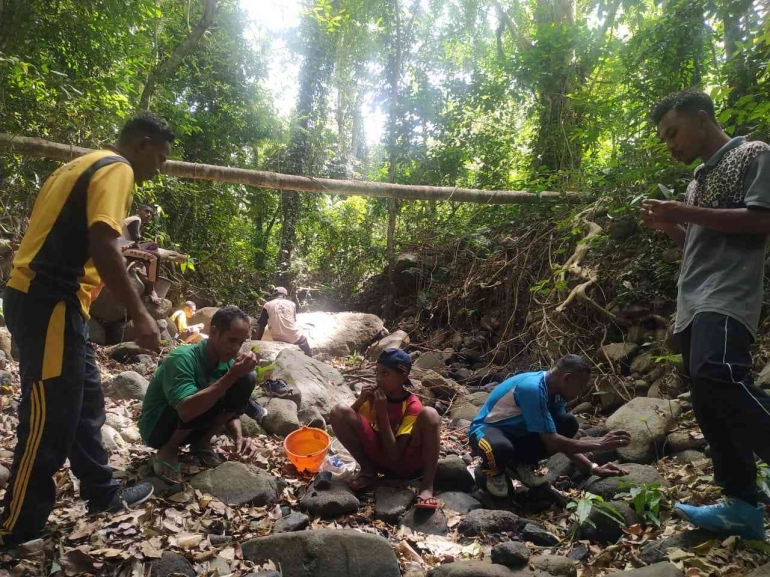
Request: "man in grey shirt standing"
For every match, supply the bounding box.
[641,90,770,540]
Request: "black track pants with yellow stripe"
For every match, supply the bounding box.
[0,288,118,545]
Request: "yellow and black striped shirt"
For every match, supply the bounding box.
[8,150,135,318]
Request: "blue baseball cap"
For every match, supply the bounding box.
[377,348,412,386]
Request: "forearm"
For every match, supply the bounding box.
[377,421,400,462]
[90,235,146,318]
[548,435,607,456]
[567,452,595,472]
[680,206,770,235]
[662,224,686,248]
[226,418,243,439]
[177,375,234,422]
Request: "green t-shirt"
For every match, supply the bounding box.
[138,340,234,443]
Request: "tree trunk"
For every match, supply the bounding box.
[274,9,336,287]
[138,0,219,110]
[385,0,402,318]
[532,0,580,174]
[0,133,583,203]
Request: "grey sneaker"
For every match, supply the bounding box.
[90,481,154,514]
[485,473,510,498]
[261,379,292,398]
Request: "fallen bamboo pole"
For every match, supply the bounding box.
[0,133,584,205]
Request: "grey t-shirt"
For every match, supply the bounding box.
[675,137,770,338]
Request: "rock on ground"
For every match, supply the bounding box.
[257,397,300,437]
[190,307,219,333]
[438,491,482,514]
[0,327,12,360]
[521,523,559,546]
[491,541,531,568]
[375,486,416,523]
[640,529,715,565]
[601,342,639,364]
[578,501,640,544]
[240,340,301,363]
[298,311,384,356]
[0,464,10,489]
[241,529,400,577]
[530,556,576,577]
[104,342,148,363]
[672,450,706,465]
[413,351,450,375]
[274,512,309,533]
[421,371,464,401]
[145,298,172,320]
[583,464,668,500]
[400,507,448,535]
[435,456,475,492]
[101,424,125,452]
[621,563,684,577]
[299,480,360,518]
[271,349,352,419]
[89,274,144,322]
[367,329,410,360]
[190,462,283,506]
[240,415,267,438]
[606,397,680,463]
[429,561,549,576]
[747,563,770,577]
[103,371,149,401]
[149,552,196,577]
[458,510,524,537]
[666,431,707,453]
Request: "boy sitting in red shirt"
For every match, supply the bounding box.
[330,348,441,508]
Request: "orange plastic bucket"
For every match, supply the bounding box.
[283,426,331,474]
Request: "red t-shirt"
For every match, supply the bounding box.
[359,393,422,437]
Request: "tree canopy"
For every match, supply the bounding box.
[0,0,767,310]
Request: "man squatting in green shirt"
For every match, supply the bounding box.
[139,306,265,483]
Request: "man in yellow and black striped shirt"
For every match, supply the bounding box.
[0,113,173,547]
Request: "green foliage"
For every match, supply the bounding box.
[566,492,626,539]
[0,0,767,310]
[617,482,667,527]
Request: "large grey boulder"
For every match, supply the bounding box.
[241,530,400,577]
[367,329,410,360]
[640,529,714,565]
[375,486,416,523]
[103,371,149,401]
[189,306,219,333]
[438,491,482,514]
[606,397,680,463]
[491,542,530,568]
[89,271,144,322]
[104,342,148,363]
[531,556,576,577]
[601,342,639,364]
[298,311,384,356]
[300,480,360,518]
[400,508,448,535]
[458,510,524,537]
[428,561,543,576]
[240,340,300,363]
[272,349,352,419]
[413,351,450,375]
[435,456,475,492]
[257,397,300,437]
[584,464,668,500]
[190,462,283,506]
[0,464,11,489]
[666,431,707,453]
[621,563,683,577]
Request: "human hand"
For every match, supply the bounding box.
[593,462,629,478]
[133,311,161,351]
[598,430,631,450]
[230,351,259,380]
[373,388,388,415]
[640,199,688,228]
[234,435,257,457]
[359,384,376,403]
